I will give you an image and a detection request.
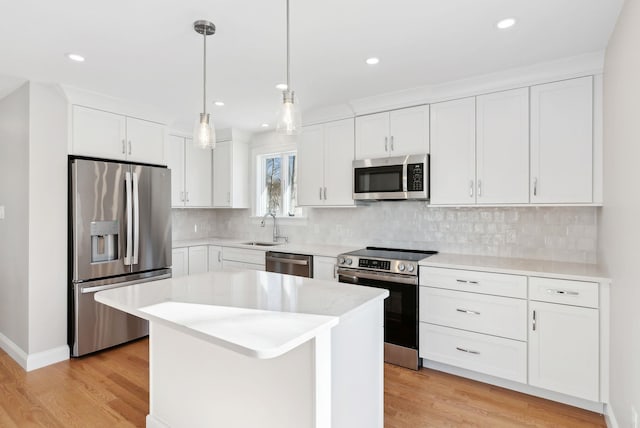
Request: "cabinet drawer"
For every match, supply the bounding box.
[419,287,527,340]
[419,323,526,383]
[222,247,266,267]
[223,260,265,271]
[529,277,598,308]
[420,266,527,298]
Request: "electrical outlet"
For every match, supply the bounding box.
[632,406,638,428]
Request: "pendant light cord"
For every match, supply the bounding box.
[203,31,207,114]
[286,0,290,90]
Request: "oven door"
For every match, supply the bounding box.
[337,269,418,350]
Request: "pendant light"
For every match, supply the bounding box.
[193,20,216,149]
[276,0,302,135]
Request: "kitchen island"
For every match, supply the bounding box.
[95,270,388,428]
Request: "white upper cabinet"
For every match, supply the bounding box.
[167,135,212,208]
[476,88,530,204]
[298,118,355,207]
[212,139,249,208]
[530,76,593,203]
[430,97,476,205]
[355,105,429,159]
[71,105,165,165]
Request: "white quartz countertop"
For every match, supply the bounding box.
[419,253,610,282]
[95,270,388,359]
[172,237,359,258]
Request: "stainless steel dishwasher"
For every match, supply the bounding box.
[265,251,313,278]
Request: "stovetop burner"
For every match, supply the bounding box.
[337,247,438,275]
[343,247,438,262]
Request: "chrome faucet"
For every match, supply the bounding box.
[260,212,288,243]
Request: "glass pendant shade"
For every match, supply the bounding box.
[276,90,301,135]
[194,113,216,149]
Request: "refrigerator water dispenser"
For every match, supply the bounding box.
[90,221,119,263]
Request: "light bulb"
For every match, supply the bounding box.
[276,91,301,135]
[193,113,216,149]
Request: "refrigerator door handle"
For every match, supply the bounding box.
[124,171,133,265]
[132,171,140,265]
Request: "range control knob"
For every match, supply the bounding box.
[346,258,353,266]
[338,257,345,265]
[398,263,405,272]
[407,264,415,273]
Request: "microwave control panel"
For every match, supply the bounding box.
[407,163,424,192]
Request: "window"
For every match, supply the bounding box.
[257,151,300,217]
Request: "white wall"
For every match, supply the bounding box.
[27,83,68,356]
[0,83,29,352]
[600,0,640,426]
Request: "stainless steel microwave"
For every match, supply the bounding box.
[353,154,429,201]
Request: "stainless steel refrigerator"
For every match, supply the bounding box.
[69,157,172,356]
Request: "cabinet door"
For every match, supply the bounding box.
[171,248,189,277]
[389,105,429,156]
[530,77,593,203]
[166,136,185,207]
[212,141,232,207]
[324,119,355,206]
[72,106,127,160]
[187,246,209,275]
[297,124,326,206]
[313,256,337,281]
[476,88,529,204]
[529,301,599,401]
[208,246,223,272]
[185,137,213,207]
[430,97,476,205]
[126,117,166,165]
[355,112,390,159]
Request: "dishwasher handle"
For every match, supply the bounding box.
[266,255,309,266]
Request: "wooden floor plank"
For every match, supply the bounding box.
[0,339,605,427]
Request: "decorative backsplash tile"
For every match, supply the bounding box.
[173,204,599,264]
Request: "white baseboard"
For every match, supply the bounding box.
[605,403,619,428]
[0,331,69,371]
[146,414,170,428]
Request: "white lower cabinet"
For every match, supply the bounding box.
[187,246,209,275]
[208,246,223,272]
[313,256,337,281]
[420,323,527,383]
[222,247,266,271]
[171,248,189,278]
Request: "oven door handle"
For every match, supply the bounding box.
[337,268,418,285]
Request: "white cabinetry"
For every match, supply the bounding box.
[298,119,354,206]
[71,105,165,165]
[212,140,249,208]
[208,245,223,272]
[171,248,189,277]
[355,105,429,160]
[222,247,265,271]
[430,88,529,205]
[167,135,212,207]
[187,246,209,275]
[530,76,593,203]
[313,256,337,281]
[528,277,599,401]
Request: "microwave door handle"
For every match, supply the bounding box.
[124,171,132,265]
[132,171,140,265]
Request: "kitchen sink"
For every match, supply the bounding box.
[241,241,281,247]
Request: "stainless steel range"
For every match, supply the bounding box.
[336,247,437,370]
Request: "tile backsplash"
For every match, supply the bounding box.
[173,204,599,263]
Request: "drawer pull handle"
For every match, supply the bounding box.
[456,346,480,355]
[456,279,479,285]
[456,308,481,315]
[547,289,579,296]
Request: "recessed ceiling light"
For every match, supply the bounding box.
[275,83,288,90]
[66,53,85,62]
[496,18,516,29]
[261,123,270,128]
[366,57,380,65]
[214,101,225,106]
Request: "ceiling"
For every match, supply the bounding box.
[0,0,624,132]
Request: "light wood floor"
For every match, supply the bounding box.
[0,339,605,427]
